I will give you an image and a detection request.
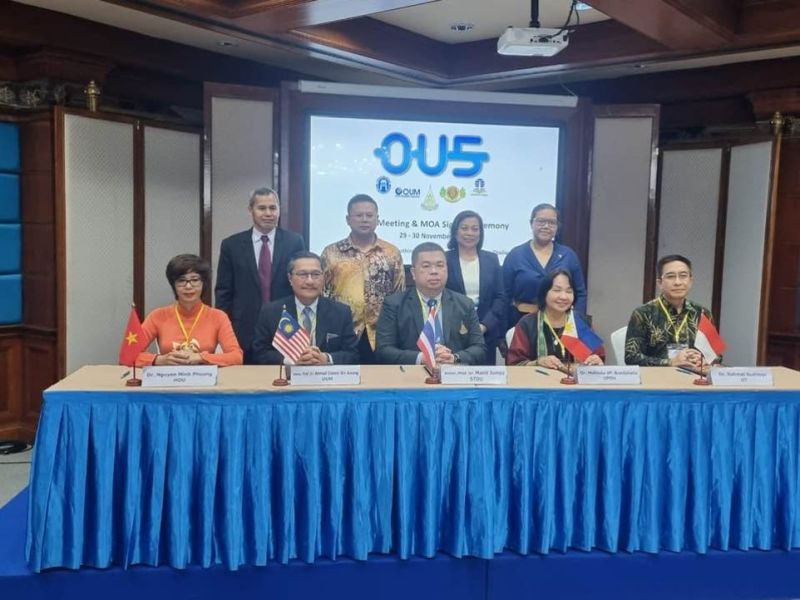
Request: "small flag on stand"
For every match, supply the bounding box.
[273,309,311,363]
[560,311,603,363]
[118,305,148,366]
[694,313,726,363]
[416,307,438,370]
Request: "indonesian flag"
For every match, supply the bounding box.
[416,306,438,370]
[560,310,603,363]
[694,313,726,363]
[118,305,148,366]
[273,308,311,363]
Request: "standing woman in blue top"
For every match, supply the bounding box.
[503,203,587,327]
[445,210,506,365]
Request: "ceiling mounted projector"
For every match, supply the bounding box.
[497,26,569,57]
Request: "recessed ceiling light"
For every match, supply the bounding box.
[217,40,238,47]
[450,23,475,33]
[575,2,593,10]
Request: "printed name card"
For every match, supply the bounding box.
[290,366,361,386]
[710,367,774,387]
[440,366,508,385]
[576,365,641,385]
[141,365,218,387]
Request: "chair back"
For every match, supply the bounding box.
[610,326,628,366]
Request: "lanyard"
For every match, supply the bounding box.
[175,304,205,344]
[657,297,689,344]
[542,314,565,358]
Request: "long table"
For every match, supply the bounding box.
[26,365,800,571]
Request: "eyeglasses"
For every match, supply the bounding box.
[660,272,691,282]
[533,218,558,228]
[175,277,203,288]
[292,270,323,280]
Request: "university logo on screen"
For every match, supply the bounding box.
[373,133,490,177]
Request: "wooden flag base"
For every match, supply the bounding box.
[125,377,142,387]
[693,376,711,386]
[560,375,577,385]
[424,376,441,385]
[272,378,289,387]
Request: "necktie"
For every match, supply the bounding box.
[259,235,272,302]
[302,306,313,344]
[427,298,443,342]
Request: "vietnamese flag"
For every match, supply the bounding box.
[118,305,147,366]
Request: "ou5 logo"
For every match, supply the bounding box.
[373,133,489,178]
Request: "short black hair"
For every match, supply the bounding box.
[530,203,560,223]
[411,242,445,266]
[537,268,574,309]
[347,194,378,214]
[249,187,279,208]
[166,254,211,298]
[448,210,484,251]
[287,251,322,275]
[657,254,692,278]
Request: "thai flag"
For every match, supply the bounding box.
[694,313,726,363]
[272,309,310,363]
[416,307,438,370]
[560,310,603,363]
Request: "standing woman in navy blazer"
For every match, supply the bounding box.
[503,203,587,328]
[445,210,506,365]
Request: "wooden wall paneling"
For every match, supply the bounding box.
[758,133,782,364]
[21,332,56,438]
[0,329,22,438]
[133,120,145,313]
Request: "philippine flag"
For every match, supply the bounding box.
[694,313,726,363]
[560,310,604,363]
[416,308,438,370]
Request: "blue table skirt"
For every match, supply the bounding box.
[26,387,800,571]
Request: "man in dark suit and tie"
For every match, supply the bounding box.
[251,252,359,365]
[215,187,305,363]
[375,242,486,365]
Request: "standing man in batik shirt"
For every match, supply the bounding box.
[321,194,405,363]
[624,254,716,370]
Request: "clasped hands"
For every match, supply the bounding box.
[670,348,710,374]
[294,345,330,366]
[537,353,603,373]
[154,350,203,366]
[433,343,458,365]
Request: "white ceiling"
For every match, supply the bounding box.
[375,0,608,44]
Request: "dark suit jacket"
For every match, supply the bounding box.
[251,295,359,365]
[375,288,486,365]
[445,249,506,364]
[215,227,305,359]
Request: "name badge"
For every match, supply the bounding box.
[141,365,218,387]
[440,366,508,385]
[710,367,774,387]
[290,365,361,386]
[576,365,641,385]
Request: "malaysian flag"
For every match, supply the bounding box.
[416,306,438,370]
[273,308,310,363]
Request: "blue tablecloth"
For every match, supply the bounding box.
[26,386,800,571]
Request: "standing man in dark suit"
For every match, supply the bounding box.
[251,252,359,365]
[215,187,305,363]
[375,242,485,365]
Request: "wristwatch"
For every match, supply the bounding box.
[453,353,462,364]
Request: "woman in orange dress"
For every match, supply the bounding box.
[136,254,243,368]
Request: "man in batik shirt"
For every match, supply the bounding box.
[321,194,405,363]
[625,254,716,370]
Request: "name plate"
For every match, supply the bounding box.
[576,365,641,385]
[440,366,508,385]
[141,365,218,387]
[710,367,774,387]
[290,365,361,386]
